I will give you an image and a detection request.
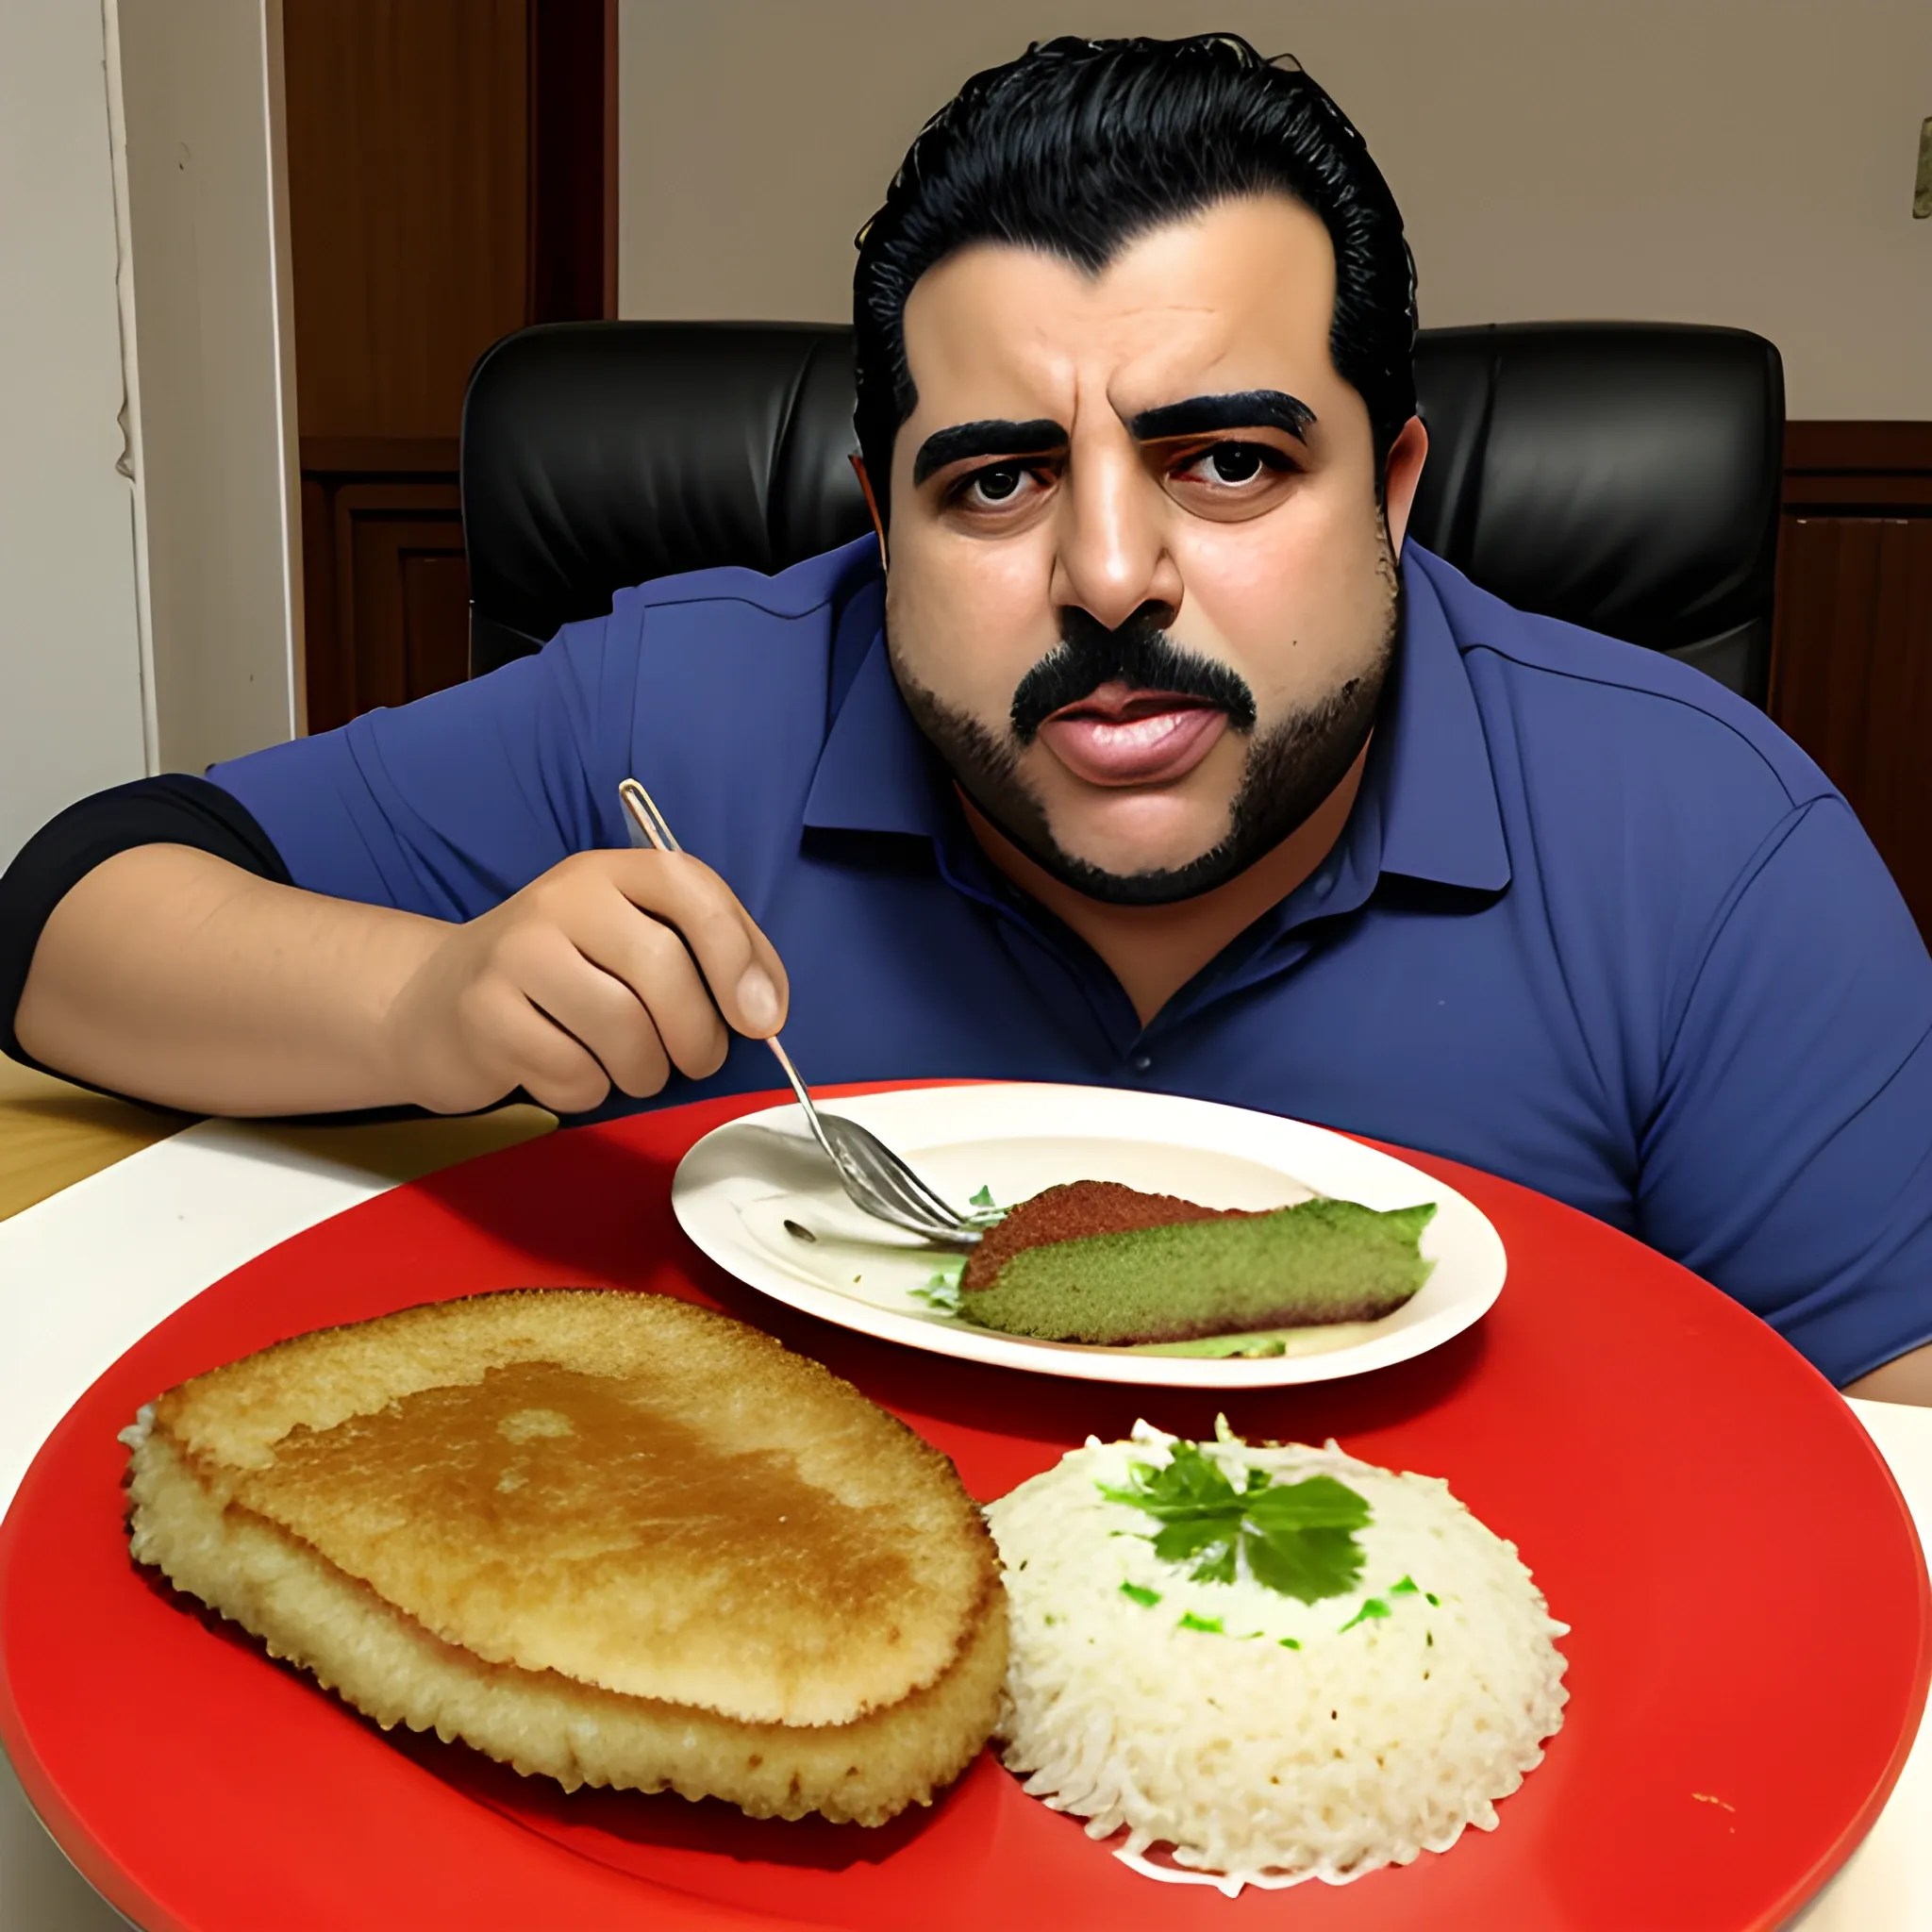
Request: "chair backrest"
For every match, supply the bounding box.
[1407,323,1783,698]
[462,318,1783,701]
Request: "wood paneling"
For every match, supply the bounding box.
[1771,423,1932,940]
[1786,422,1932,477]
[283,1,613,728]
[529,0,616,323]
[301,461,466,734]
[283,0,531,441]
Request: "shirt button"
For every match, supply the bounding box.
[1129,1053,1154,1074]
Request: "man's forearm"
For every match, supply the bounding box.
[1845,1340,1932,1407]
[13,844,448,1115]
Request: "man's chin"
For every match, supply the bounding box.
[961,791,1242,907]
[1016,835,1257,908]
[1035,814,1235,890]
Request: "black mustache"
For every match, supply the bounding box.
[1009,605,1258,743]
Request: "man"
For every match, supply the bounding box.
[3,37,1929,1398]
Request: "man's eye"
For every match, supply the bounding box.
[964,463,1027,505]
[1188,442,1281,486]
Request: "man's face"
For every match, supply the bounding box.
[881,193,1422,904]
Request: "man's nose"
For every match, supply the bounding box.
[1050,433,1184,633]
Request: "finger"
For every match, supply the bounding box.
[566,897,730,1081]
[513,931,676,1097]
[600,851,791,1038]
[464,975,614,1114]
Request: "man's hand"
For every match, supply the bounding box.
[16,843,788,1121]
[383,849,788,1115]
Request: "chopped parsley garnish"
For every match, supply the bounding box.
[1177,1611,1224,1634]
[1119,1581,1161,1607]
[908,1255,965,1315]
[964,1184,1007,1230]
[910,1193,1000,1312]
[1097,1441,1371,1605]
[1339,1596,1391,1633]
[1390,1575,1419,1596]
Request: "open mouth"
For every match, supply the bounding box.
[1036,683,1231,787]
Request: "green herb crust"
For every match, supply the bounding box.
[958,1195,1437,1346]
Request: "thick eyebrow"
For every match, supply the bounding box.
[911,418,1068,486]
[1126,390,1316,443]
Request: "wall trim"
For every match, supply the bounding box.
[1785,421,1932,475]
[99,0,158,775]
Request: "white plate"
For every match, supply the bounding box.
[671,1082,1506,1388]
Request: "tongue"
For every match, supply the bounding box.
[1037,691,1228,787]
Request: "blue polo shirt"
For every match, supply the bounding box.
[208,538,1932,1386]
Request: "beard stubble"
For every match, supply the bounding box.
[889,542,1402,908]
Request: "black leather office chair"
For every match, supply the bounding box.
[462,319,1783,703]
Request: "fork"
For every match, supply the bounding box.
[618,778,983,1247]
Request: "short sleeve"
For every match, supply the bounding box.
[1640,797,1932,1384]
[0,774,291,1071]
[209,611,642,921]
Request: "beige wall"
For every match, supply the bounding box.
[618,0,1932,419]
[0,0,302,870]
[0,1,151,870]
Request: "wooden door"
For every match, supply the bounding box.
[1771,425,1932,941]
[282,0,612,734]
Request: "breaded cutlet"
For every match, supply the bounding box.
[125,1289,1008,1824]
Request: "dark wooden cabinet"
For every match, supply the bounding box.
[299,444,466,732]
[282,0,610,733]
[1771,425,1932,941]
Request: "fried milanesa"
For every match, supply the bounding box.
[124,1290,1007,1824]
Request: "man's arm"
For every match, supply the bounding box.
[9,592,807,1118]
[15,841,786,1118]
[1845,1341,1932,1407]
[1639,797,1932,1403]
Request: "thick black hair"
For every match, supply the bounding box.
[853,34,1418,524]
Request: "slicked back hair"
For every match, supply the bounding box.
[853,34,1418,525]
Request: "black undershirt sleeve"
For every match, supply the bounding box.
[0,774,291,1072]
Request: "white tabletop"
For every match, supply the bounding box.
[1,1122,1925,1931]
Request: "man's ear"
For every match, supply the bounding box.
[849,455,888,571]
[1382,416,1429,557]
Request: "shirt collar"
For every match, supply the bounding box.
[1366,543,1512,892]
[800,564,943,839]
[800,541,1510,894]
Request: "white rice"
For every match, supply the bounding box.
[985,1421,1568,1895]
